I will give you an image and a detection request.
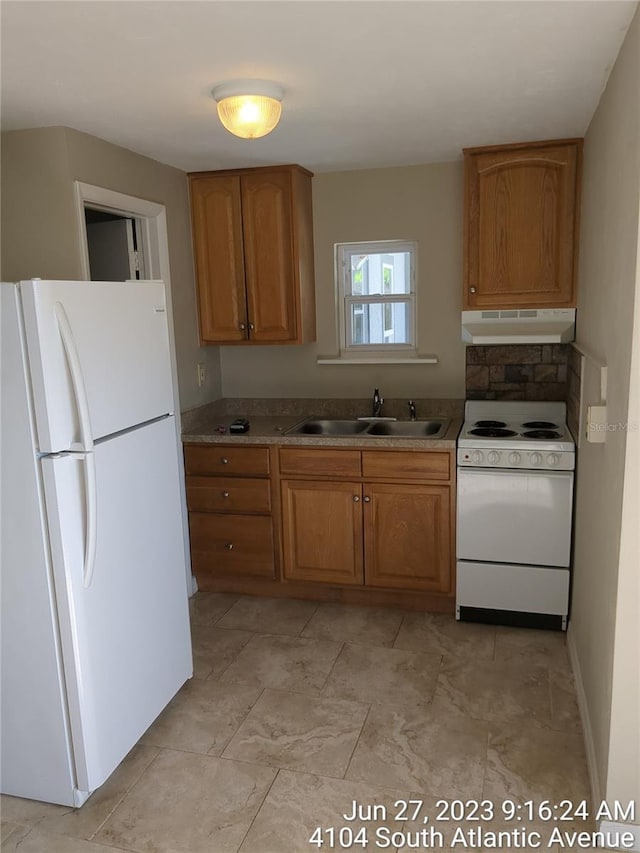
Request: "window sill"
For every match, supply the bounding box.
[316,355,439,365]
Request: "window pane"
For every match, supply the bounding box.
[351,304,369,344]
[348,252,410,296]
[349,302,409,345]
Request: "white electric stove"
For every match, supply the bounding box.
[456,401,576,630]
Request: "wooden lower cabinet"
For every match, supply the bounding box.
[364,482,451,593]
[281,475,453,594]
[185,443,455,602]
[184,443,276,583]
[189,512,274,579]
[281,480,363,584]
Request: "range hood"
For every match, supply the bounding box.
[462,308,576,345]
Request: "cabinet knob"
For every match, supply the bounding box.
[469,286,477,294]
[352,495,360,502]
[221,457,229,464]
[222,491,230,498]
[248,322,255,331]
[225,543,234,550]
[239,323,246,330]
[363,496,371,503]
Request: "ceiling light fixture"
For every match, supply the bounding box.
[211,80,284,140]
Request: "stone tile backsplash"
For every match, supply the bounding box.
[567,345,583,440]
[465,344,570,401]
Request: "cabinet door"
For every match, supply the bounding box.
[241,171,298,342]
[464,142,580,309]
[190,175,248,342]
[281,480,363,584]
[364,483,452,593]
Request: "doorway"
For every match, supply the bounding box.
[83,208,142,281]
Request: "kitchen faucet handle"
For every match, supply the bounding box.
[372,387,383,417]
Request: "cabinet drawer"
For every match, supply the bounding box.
[362,450,451,481]
[279,447,361,478]
[186,476,271,514]
[188,513,275,578]
[184,444,270,477]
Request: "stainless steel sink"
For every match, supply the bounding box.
[286,419,369,436]
[366,419,449,437]
[285,417,449,438]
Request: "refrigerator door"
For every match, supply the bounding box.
[41,416,192,794]
[20,279,174,452]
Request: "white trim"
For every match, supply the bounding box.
[317,356,438,365]
[73,182,196,597]
[566,623,603,808]
[336,240,418,358]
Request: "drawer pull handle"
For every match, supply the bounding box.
[352,495,360,502]
[221,457,229,464]
[225,543,234,550]
[222,491,230,498]
[363,496,371,503]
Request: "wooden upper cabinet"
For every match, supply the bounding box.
[189,174,246,342]
[463,139,582,309]
[189,164,316,345]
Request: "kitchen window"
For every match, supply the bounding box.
[335,240,417,360]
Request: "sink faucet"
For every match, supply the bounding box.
[372,387,384,417]
[408,400,417,421]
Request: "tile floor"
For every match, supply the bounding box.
[1,593,593,853]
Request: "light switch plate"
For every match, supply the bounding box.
[586,404,607,443]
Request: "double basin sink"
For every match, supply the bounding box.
[286,417,449,439]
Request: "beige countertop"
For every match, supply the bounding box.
[181,399,463,449]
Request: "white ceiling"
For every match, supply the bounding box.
[1,1,637,174]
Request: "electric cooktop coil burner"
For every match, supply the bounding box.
[522,421,559,429]
[474,420,507,429]
[469,427,518,438]
[522,429,563,439]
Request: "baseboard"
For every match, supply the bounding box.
[566,626,640,851]
[566,623,602,807]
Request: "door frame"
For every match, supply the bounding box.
[73,181,196,596]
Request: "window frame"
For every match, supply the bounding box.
[336,240,418,358]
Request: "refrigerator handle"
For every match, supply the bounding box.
[54,302,98,587]
[54,302,95,452]
[82,450,98,588]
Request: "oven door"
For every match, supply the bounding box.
[457,467,574,567]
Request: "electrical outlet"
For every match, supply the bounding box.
[197,363,206,387]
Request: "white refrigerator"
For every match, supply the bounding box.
[1,279,193,807]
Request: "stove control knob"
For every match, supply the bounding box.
[508,452,521,465]
[488,451,500,465]
[530,452,543,466]
[547,453,561,468]
[471,450,484,465]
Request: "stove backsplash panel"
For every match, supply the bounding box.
[466,344,570,401]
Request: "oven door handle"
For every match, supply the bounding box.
[457,468,574,480]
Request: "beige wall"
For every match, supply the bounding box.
[1,127,80,281]
[571,4,640,811]
[0,127,221,411]
[607,227,640,813]
[219,161,466,399]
